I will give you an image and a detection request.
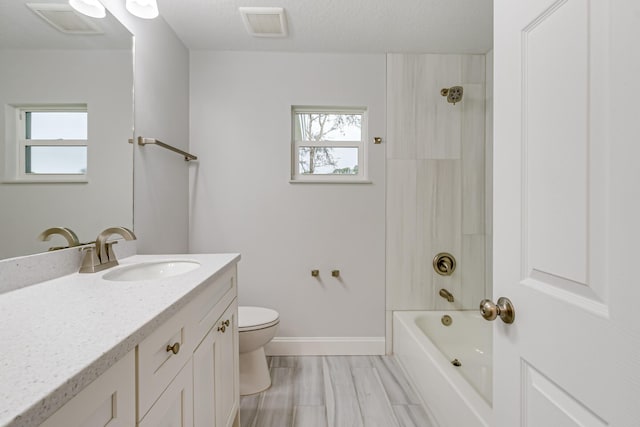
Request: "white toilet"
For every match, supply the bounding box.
[238,306,280,395]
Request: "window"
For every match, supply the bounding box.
[9,105,88,182]
[291,106,368,182]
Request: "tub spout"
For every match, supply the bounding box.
[439,289,455,303]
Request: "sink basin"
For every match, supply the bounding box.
[103,260,201,282]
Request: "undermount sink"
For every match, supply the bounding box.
[102,260,201,281]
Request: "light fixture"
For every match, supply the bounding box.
[68,0,106,19]
[68,0,159,20]
[126,0,159,19]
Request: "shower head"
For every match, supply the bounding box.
[440,86,463,105]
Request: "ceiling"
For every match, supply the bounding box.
[157,0,493,53]
[0,0,131,49]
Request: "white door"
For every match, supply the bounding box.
[493,0,640,426]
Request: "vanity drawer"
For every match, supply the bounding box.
[191,265,237,345]
[137,306,192,419]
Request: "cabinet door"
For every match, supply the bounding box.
[193,299,239,427]
[41,351,135,427]
[138,359,193,427]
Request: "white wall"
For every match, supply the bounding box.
[104,1,190,254]
[189,52,386,349]
[0,49,133,259]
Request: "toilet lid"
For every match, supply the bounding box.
[238,306,279,331]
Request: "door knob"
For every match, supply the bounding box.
[479,297,515,324]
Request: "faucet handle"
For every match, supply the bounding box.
[104,241,119,263]
[95,227,136,266]
[79,246,100,274]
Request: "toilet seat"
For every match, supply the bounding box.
[239,306,279,332]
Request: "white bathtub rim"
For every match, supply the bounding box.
[395,311,492,423]
[397,311,492,412]
[393,311,493,427]
[393,314,488,427]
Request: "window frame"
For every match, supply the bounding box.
[291,106,369,183]
[7,104,89,183]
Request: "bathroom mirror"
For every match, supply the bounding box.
[0,1,134,260]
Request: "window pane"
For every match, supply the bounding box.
[26,146,87,174]
[298,147,358,175]
[295,113,361,142]
[27,112,88,140]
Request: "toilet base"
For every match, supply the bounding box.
[239,346,271,395]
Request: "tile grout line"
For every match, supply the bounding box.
[322,357,336,426]
[371,363,402,427]
[290,405,297,427]
[348,361,368,426]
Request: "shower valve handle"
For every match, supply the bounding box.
[479,297,515,324]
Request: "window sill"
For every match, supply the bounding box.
[3,177,88,184]
[289,179,373,185]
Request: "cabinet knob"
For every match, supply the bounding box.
[166,342,180,355]
[218,319,230,333]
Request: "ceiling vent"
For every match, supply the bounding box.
[239,7,288,38]
[26,3,103,34]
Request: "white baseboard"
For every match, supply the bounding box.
[265,337,386,356]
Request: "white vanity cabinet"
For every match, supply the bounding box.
[0,254,242,427]
[40,351,135,427]
[137,264,240,427]
[39,263,239,427]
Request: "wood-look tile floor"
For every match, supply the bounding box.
[240,356,437,427]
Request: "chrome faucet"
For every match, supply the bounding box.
[80,227,136,273]
[38,227,80,251]
[439,288,455,303]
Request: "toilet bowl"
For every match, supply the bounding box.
[238,306,279,395]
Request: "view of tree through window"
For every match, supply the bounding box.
[294,111,362,176]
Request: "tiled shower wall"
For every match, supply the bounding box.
[386,53,489,314]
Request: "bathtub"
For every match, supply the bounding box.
[393,311,493,427]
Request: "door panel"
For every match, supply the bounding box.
[494,0,640,425]
[524,0,589,287]
[521,0,610,309]
[522,362,608,427]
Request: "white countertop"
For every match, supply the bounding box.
[0,253,240,427]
